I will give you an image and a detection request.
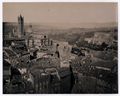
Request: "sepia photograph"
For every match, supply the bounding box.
[3,2,118,94]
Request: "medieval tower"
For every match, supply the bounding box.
[18,14,24,38]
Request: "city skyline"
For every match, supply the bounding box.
[3,2,118,94]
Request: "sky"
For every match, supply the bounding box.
[3,3,118,24]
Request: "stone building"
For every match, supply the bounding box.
[18,15,24,38]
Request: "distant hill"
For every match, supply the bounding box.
[3,22,117,35]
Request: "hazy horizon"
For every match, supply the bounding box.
[3,21,117,29]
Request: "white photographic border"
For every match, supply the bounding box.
[0,0,119,96]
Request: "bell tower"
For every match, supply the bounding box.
[18,14,24,38]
